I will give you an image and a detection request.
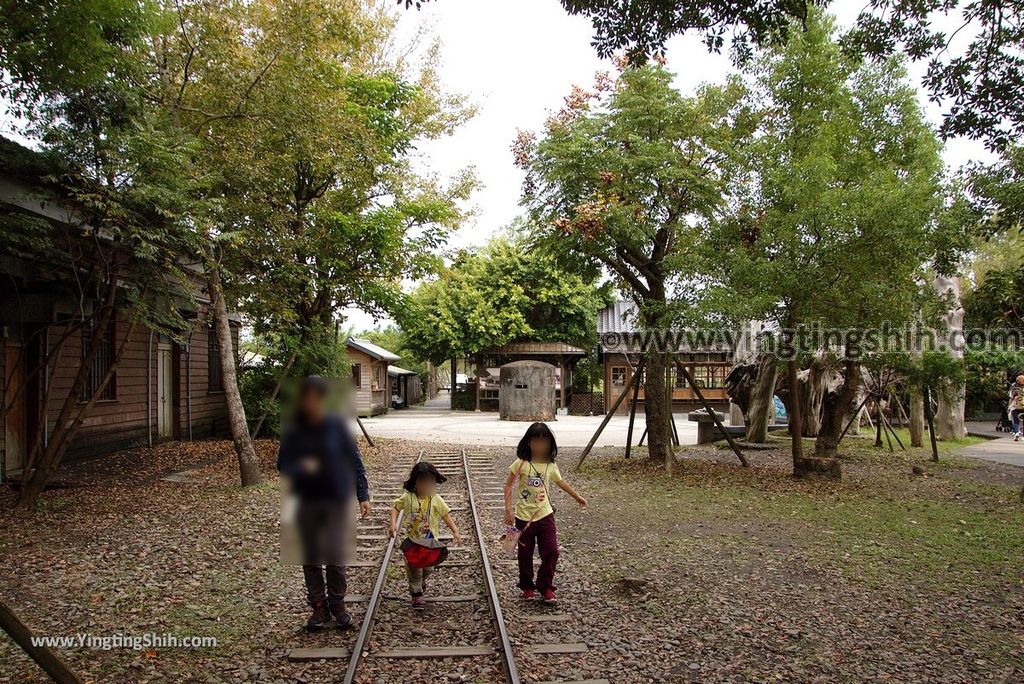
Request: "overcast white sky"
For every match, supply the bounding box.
[342,0,993,332]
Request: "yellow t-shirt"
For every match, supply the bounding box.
[393,492,450,540]
[508,458,562,522]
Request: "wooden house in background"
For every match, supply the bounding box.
[345,338,400,417]
[0,137,238,482]
[388,365,421,407]
[597,300,732,414]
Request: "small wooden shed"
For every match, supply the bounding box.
[345,338,400,417]
[388,365,421,407]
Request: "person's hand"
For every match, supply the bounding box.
[504,510,515,526]
[453,532,464,546]
[359,501,372,518]
[387,522,398,538]
[300,457,319,475]
[577,496,588,510]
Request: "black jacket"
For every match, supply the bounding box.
[276,415,370,502]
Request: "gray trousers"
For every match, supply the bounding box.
[303,564,346,605]
[405,561,432,597]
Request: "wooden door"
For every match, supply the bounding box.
[4,344,26,475]
[157,343,174,438]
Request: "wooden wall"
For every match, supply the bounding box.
[2,309,236,470]
[348,349,389,417]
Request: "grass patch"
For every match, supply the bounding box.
[578,460,1024,589]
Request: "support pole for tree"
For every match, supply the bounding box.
[0,599,84,684]
[355,416,374,448]
[837,393,871,445]
[923,385,939,462]
[574,365,642,471]
[624,357,646,460]
[679,365,749,467]
[879,397,906,451]
[638,425,648,446]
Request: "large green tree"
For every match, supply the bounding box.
[400,235,610,364]
[711,11,948,473]
[515,64,750,470]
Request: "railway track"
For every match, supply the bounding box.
[288,448,601,684]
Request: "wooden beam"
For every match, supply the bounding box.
[574,362,642,471]
[0,599,84,684]
[679,365,749,467]
[624,357,646,459]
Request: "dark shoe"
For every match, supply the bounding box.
[307,601,329,630]
[329,600,352,628]
[411,595,426,610]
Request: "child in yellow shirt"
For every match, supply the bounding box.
[389,461,462,609]
[503,423,587,603]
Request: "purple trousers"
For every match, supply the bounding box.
[515,513,559,592]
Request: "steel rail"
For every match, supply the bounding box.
[342,449,424,684]
[462,448,520,684]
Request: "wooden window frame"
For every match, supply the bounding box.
[207,326,224,393]
[351,364,362,389]
[80,316,117,402]
[610,366,627,388]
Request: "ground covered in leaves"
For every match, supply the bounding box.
[0,429,1021,683]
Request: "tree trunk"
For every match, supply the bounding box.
[16,279,125,508]
[814,360,861,460]
[909,388,924,447]
[207,265,261,487]
[746,353,777,443]
[787,356,804,468]
[800,356,827,437]
[643,351,672,470]
[933,274,967,440]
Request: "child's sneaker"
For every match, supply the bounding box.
[328,600,352,628]
[541,589,558,603]
[1015,433,1021,442]
[306,601,329,630]
[520,589,536,600]
[411,595,426,610]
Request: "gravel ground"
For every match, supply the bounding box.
[0,433,1021,683]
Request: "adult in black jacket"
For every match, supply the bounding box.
[277,376,371,629]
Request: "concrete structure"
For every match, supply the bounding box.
[689,409,727,444]
[345,338,400,417]
[457,341,586,412]
[499,360,556,421]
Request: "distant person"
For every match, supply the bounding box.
[277,376,371,629]
[1009,375,1024,441]
[503,423,587,603]
[388,462,463,610]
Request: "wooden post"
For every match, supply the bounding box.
[0,599,84,684]
[638,425,648,446]
[574,367,642,471]
[923,385,939,462]
[355,416,374,448]
[837,393,871,445]
[624,357,646,459]
[679,365,749,467]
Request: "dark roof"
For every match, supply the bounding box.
[346,337,401,362]
[597,300,639,334]
[482,341,586,356]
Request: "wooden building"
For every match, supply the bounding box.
[388,365,421,407]
[598,300,731,414]
[0,138,238,481]
[345,338,400,417]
